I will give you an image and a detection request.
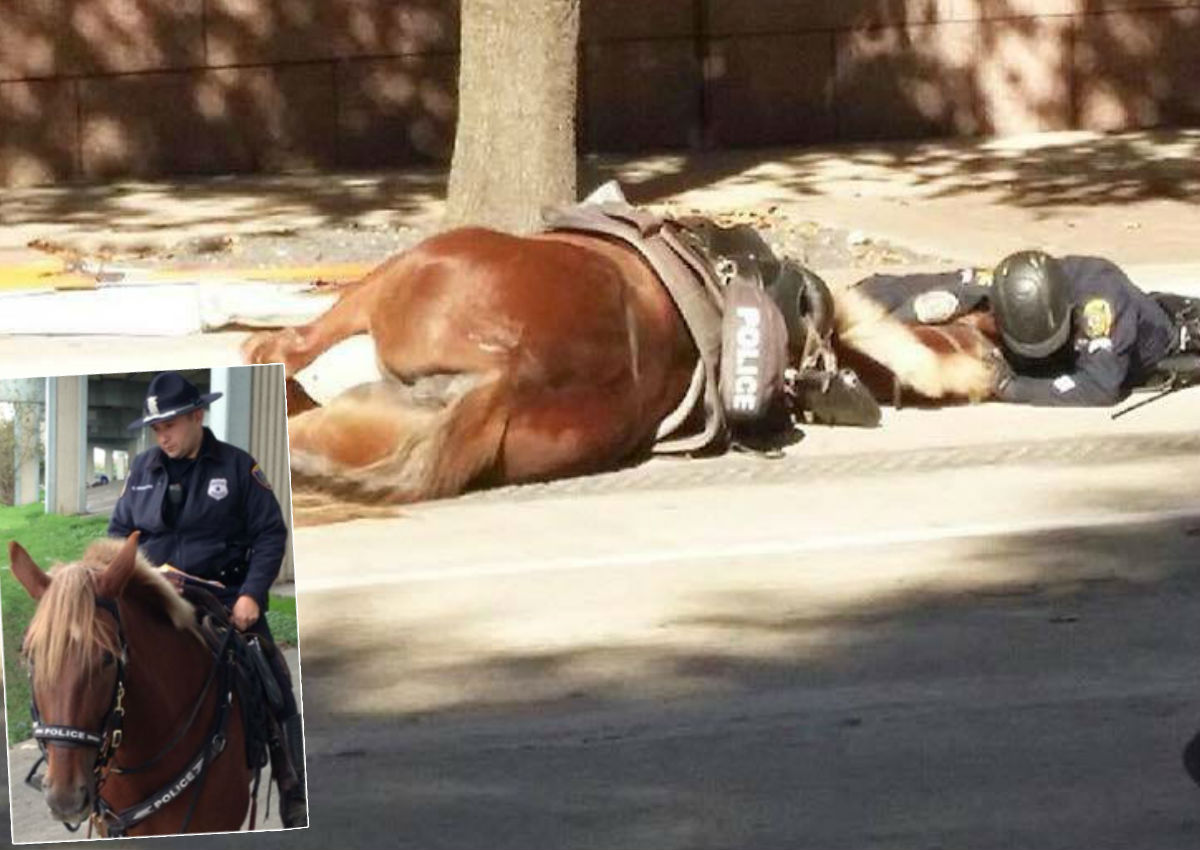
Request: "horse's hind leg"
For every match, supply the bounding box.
[287,373,509,503]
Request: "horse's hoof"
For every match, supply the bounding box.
[240,331,276,365]
[242,328,302,371]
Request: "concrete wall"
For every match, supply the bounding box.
[2,0,1198,186]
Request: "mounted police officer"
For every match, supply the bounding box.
[108,370,307,828]
[857,250,1200,406]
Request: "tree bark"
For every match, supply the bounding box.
[444,0,581,234]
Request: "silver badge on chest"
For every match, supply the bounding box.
[207,478,229,501]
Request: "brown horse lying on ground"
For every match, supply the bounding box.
[244,213,997,508]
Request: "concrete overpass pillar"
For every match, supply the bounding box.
[45,376,88,515]
[12,404,41,506]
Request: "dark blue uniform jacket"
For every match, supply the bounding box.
[856,256,1175,406]
[108,428,287,609]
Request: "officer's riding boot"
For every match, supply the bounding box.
[1154,292,1200,353]
[1184,729,1200,788]
[1179,315,1200,354]
[276,713,308,827]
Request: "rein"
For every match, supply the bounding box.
[26,595,241,837]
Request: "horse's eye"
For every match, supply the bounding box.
[101,651,115,667]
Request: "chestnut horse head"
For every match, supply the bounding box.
[9,534,249,835]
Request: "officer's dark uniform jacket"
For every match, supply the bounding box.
[857,256,1176,406]
[108,427,287,609]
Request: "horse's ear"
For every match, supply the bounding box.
[8,541,50,600]
[94,532,141,599]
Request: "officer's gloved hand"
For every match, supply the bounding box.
[987,350,1017,401]
[160,565,187,595]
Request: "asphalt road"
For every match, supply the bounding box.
[4,446,1199,849]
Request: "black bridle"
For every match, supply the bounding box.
[26,596,127,833]
[25,594,239,837]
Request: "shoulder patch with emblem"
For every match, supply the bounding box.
[251,464,272,490]
[1082,298,1114,340]
[913,290,960,323]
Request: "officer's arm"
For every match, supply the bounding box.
[108,483,135,537]
[895,276,989,324]
[237,462,288,609]
[857,271,955,317]
[998,348,1129,407]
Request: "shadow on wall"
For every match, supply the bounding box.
[596,0,1200,209]
[1,0,1199,189]
[0,0,460,186]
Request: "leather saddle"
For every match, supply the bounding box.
[676,217,881,428]
[181,586,278,771]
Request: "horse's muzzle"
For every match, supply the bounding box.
[45,782,92,826]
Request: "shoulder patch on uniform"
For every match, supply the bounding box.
[1082,298,1114,339]
[913,290,960,324]
[251,464,272,490]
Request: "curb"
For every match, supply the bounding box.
[451,430,1200,505]
[0,260,372,292]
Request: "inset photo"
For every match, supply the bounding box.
[1,365,308,841]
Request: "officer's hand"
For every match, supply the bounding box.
[231,595,261,631]
[161,567,187,595]
[987,350,1016,400]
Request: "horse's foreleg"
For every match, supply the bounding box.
[287,374,509,503]
[242,278,376,375]
[242,247,421,376]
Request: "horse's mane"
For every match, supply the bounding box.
[23,539,198,685]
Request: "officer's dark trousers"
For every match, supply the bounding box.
[245,615,299,719]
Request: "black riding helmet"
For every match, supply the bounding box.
[991,250,1072,359]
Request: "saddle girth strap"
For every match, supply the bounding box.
[544,202,728,454]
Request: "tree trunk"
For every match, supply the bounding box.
[444,0,581,234]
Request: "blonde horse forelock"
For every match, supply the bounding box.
[23,563,120,687]
[23,540,198,686]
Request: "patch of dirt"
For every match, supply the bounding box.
[58,204,946,276]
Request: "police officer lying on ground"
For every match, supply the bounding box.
[856,250,1200,406]
[109,371,307,828]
